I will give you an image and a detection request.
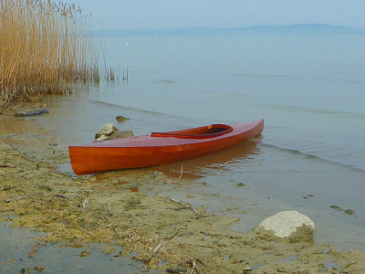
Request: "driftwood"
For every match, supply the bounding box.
[4,196,29,203]
[15,108,49,117]
[139,241,164,264]
[169,198,199,216]
[0,259,15,266]
[136,227,188,264]
[0,165,15,168]
[29,245,39,258]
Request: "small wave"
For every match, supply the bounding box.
[221,73,294,80]
[87,98,180,118]
[260,142,365,173]
[264,104,365,118]
[156,80,178,84]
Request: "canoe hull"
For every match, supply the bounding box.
[69,119,264,175]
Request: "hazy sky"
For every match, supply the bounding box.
[62,0,365,31]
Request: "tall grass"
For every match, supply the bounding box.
[0,0,100,107]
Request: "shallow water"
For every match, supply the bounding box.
[2,34,365,253]
[0,222,161,274]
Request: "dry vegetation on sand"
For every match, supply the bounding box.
[0,0,99,107]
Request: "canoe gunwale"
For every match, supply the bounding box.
[150,124,233,139]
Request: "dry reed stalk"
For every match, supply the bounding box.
[0,0,101,107]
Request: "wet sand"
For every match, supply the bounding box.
[2,100,365,273]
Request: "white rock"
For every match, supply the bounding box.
[94,123,134,142]
[97,123,118,136]
[258,211,315,238]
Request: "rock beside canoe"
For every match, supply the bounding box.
[95,123,118,137]
[15,108,49,117]
[257,211,315,242]
[110,130,134,139]
[94,123,134,142]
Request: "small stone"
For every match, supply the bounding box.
[330,205,344,211]
[33,265,45,273]
[344,209,355,215]
[116,115,130,122]
[78,250,90,257]
[242,267,253,273]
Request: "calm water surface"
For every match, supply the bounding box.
[36,34,365,250]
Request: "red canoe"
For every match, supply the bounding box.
[69,119,264,175]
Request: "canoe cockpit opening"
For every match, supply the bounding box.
[151,124,233,139]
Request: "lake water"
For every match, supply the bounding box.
[36,34,365,250]
[0,221,163,273]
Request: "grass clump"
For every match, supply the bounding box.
[0,0,100,107]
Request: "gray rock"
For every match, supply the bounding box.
[110,130,134,139]
[96,123,118,137]
[258,211,315,241]
[94,123,134,142]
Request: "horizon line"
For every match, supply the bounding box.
[94,23,365,32]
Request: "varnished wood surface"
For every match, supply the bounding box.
[69,119,264,175]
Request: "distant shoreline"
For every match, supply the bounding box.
[92,24,365,37]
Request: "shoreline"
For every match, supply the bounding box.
[2,99,365,273]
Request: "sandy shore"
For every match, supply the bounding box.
[1,101,365,273]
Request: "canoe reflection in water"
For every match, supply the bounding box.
[153,138,262,179]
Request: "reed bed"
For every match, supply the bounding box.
[0,0,100,107]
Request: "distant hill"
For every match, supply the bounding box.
[97,24,365,37]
